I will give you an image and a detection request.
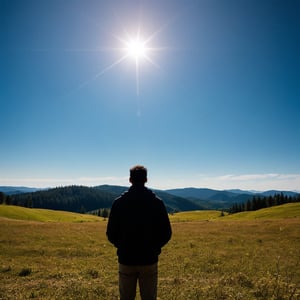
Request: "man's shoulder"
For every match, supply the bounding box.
[142,187,162,203]
[114,186,162,205]
[144,189,166,209]
[113,190,130,204]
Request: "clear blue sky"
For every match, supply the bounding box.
[1,0,299,191]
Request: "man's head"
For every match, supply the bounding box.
[130,165,147,186]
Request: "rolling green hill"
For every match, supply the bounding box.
[170,203,300,222]
[1,202,299,223]
[0,205,102,222]
[224,202,300,220]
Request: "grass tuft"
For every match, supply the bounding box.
[19,268,32,277]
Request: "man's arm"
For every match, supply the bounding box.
[157,200,172,248]
[106,202,120,247]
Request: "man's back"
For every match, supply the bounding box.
[106,185,172,265]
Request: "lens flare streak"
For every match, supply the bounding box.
[71,27,163,98]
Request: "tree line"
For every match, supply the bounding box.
[0,186,114,213]
[89,208,110,218]
[0,192,12,205]
[228,193,300,214]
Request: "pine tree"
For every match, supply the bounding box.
[0,192,6,204]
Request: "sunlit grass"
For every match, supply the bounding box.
[159,219,300,299]
[169,210,225,222]
[0,204,300,299]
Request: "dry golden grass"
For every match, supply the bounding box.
[159,219,300,299]
[1,215,300,299]
[0,219,118,299]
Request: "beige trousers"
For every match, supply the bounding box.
[119,263,158,300]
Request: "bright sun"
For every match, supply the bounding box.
[83,29,162,96]
[126,39,147,60]
[71,25,164,99]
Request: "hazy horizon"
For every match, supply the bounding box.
[1,174,300,193]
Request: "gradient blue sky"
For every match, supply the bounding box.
[1,0,299,191]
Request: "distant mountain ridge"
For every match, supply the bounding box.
[166,187,298,199]
[94,185,203,211]
[0,186,42,195]
[1,185,299,212]
[94,185,204,212]
[165,188,299,210]
[1,185,203,213]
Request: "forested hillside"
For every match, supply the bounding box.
[229,193,300,214]
[0,185,203,213]
[3,186,114,213]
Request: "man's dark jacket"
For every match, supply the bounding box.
[106,185,172,265]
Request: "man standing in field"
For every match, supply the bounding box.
[106,165,172,300]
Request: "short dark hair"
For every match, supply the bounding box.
[130,165,147,184]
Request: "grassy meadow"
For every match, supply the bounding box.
[1,204,300,299]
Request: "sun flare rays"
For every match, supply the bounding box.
[112,29,162,96]
[70,26,164,98]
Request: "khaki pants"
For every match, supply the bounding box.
[119,263,158,300]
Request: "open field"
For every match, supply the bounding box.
[1,204,300,299]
